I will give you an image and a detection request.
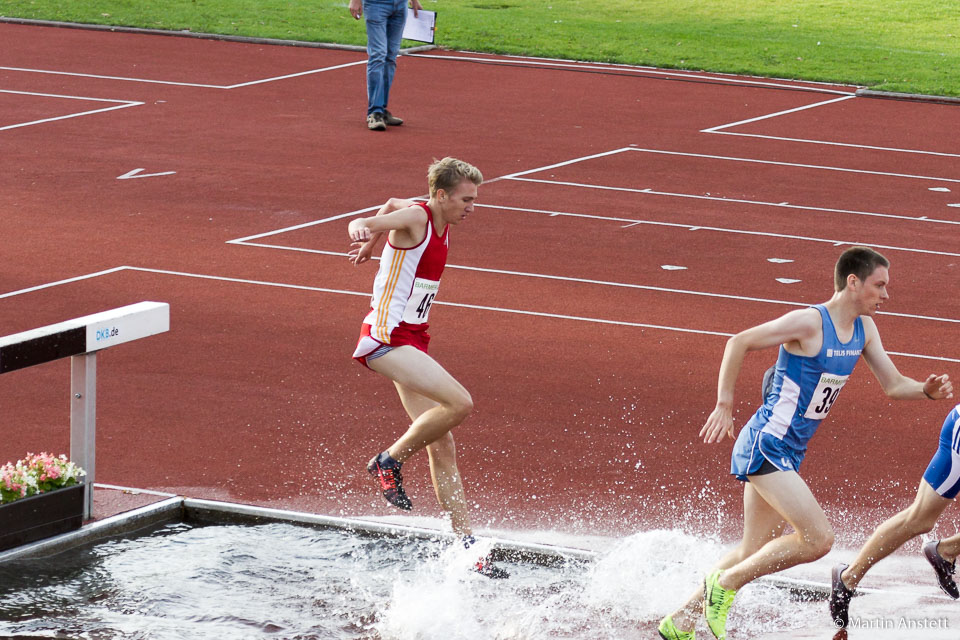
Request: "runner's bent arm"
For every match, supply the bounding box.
[700,308,822,444]
[349,198,418,265]
[860,317,953,400]
[348,203,426,246]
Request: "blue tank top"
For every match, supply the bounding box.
[745,305,865,452]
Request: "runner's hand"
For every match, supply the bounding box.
[348,241,375,265]
[348,219,372,242]
[700,405,735,443]
[924,374,954,400]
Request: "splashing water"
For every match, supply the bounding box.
[0,522,955,639]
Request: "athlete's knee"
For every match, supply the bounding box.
[800,526,834,560]
[903,510,939,537]
[446,389,473,422]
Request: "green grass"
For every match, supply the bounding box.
[3,0,959,96]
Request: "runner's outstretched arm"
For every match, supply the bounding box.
[860,317,953,400]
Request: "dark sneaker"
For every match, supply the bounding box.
[367,453,411,510]
[474,556,509,579]
[366,112,386,131]
[383,110,404,126]
[829,563,854,628]
[923,540,959,599]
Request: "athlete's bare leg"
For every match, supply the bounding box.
[368,346,473,461]
[718,471,833,590]
[842,481,952,589]
[938,533,960,563]
[669,481,787,631]
[393,382,472,535]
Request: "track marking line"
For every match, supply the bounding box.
[492,148,635,181]
[702,93,960,158]
[622,147,960,183]
[230,242,960,326]
[222,60,367,88]
[117,168,177,180]
[226,205,384,244]
[2,266,955,362]
[706,131,960,159]
[502,181,960,229]
[0,89,142,131]
[0,65,225,88]
[226,148,635,244]
[702,95,856,133]
[0,267,128,299]
[0,60,367,90]
[406,52,857,95]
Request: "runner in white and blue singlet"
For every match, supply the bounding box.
[731,304,865,480]
[830,402,960,628]
[659,246,953,640]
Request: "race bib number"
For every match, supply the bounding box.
[803,373,849,420]
[402,278,439,324]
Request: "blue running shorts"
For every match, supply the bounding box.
[731,427,807,482]
[923,406,960,499]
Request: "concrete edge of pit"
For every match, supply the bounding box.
[0,496,183,563]
[182,497,598,568]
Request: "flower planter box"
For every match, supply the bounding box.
[0,483,85,552]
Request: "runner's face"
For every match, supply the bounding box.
[856,266,889,315]
[440,180,478,225]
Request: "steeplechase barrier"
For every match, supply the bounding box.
[0,301,170,519]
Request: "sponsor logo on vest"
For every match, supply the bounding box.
[827,348,861,358]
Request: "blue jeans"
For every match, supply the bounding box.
[364,0,407,116]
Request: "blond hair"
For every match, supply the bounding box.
[428,157,483,197]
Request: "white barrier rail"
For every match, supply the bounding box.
[0,301,170,518]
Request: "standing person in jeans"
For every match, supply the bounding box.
[348,0,423,131]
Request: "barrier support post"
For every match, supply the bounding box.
[70,353,97,520]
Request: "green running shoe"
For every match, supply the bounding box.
[658,615,695,640]
[704,570,737,640]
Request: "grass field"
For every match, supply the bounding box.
[2,0,959,97]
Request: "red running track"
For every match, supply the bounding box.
[1,23,959,545]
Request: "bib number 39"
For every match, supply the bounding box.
[402,278,439,324]
[803,373,849,420]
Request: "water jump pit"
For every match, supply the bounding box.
[0,493,864,640]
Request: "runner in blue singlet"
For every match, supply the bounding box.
[658,247,953,640]
[730,304,865,480]
[829,403,960,628]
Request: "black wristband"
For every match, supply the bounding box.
[923,389,935,400]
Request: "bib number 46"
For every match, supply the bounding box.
[415,292,435,320]
[401,278,440,324]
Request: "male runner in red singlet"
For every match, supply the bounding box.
[348,158,506,577]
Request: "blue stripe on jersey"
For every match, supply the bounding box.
[746,304,865,453]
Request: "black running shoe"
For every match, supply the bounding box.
[829,563,854,628]
[923,540,959,599]
[367,453,412,510]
